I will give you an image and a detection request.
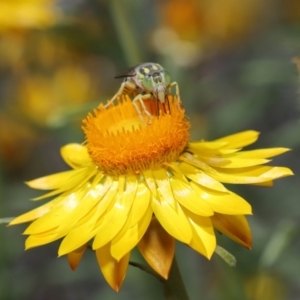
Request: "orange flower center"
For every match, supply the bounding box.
[82,95,190,175]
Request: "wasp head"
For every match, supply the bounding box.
[141,70,171,103]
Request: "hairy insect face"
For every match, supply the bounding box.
[135,63,171,103]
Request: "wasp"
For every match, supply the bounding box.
[105,62,181,121]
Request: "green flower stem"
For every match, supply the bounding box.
[130,256,190,300]
[163,256,190,300]
[109,0,142,66]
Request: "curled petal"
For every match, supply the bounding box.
[96,244,130,292]
[67,244,88,271]
[61,143,92,168]
[211,213,252,249]
[138,217,175,279]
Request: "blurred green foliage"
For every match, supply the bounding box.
[1,0,300,299]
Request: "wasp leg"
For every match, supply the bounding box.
[169,81,180,99]
[168,81,182,108]
[132,94,152,123]
[105,81,137,107]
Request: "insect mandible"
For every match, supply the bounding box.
[105,62,181,121]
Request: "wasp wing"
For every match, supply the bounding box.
[114,65,139,79]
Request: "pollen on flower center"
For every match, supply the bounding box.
[82,95,190,175]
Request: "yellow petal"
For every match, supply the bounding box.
[164,162,189,184]
[8,199,57,225]
[26,167,91,190]
[188,131,259,151]
[129,182,151,225]
[152,168,177,210]
[138,217,175,279]
[61,143,92,168]
[151,197,192,244]
[184,209,216,259]
[180,153,217,174]
[110,184,152,260]
[25,230,64,249]
[23,187,87,235]
[211,213,252,249]
[213,131,260,149]
[111,205,152,261]
[59,223,97,256]
[96,244,130,292]
[27,166,98,202]
[190,182,252,215]
[179,162,228,192]
[67,244,88,270]
[58,178,119,256]
[227,148,290,159]
[188,141,227,150]
[92,175,136,249]
[142,169,159,198]
[55,177,112,234]
[204,157,271,168]
[169,177,213,216]
[211,166,293,184]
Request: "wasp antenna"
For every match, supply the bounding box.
[114,74,136,79]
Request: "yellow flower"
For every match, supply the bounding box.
[0,0,60,31]
[17,65,97,126]
[9,96,293,291]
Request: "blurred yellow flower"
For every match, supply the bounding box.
[245,273,287,300]
[0,0,60,31]
[154,0,263,65]
[17,65,97,126]
[0,112,37,170]
[10,96,293,291]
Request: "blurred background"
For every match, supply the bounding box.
[1,0,300,299]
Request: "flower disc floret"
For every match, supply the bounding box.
[82,96,189,175]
